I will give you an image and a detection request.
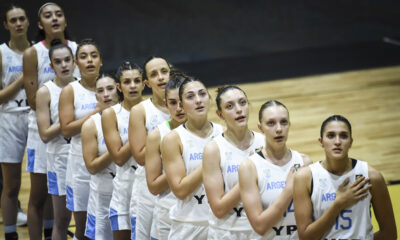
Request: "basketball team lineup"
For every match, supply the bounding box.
[0,2,399,240]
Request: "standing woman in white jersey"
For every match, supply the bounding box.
[81,75,120,240]
[293,115,397,240]
[238,100,312,239]
[36,40,76,240]
[0,5,30,240]
[161,78,224,240]
[128,56,170,239]
[102,62,144,240]
[146,72,187,240]
[59,39,102,240]
[23,2,79,239]
[203,86,265,240]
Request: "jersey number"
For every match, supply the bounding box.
[334,209,352,230]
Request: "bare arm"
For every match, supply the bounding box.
[59,85,99,137]
[102,107,132,167]
[23,47,39,110]
[203,140,240,218]
[81,118,113,174]
[369,167,397,240]
[145,128,169,195]
[161,131,203,200]
[36,86,60,143]
[293,167,371,240]
[128,104,147,166]
[301,153,313,166]
[239,159,294,235]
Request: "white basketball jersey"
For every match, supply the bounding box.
[310,160,373,240]
[28,40,79,131]
[169,122,223,223]
[112,103,138,182]
[33,40,79,88]
[156,120,176,209]
[135,98,170,178]
[209,131,265,231]
[250,150,304,239]
[44,80,71,153]
[90,113,115,194]
[0,43,29,112]
[69,80,97,156]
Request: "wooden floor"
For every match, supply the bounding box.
[2,65,400,238]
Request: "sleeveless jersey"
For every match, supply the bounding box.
[209,131,265,231]
[169,122,224,223]
[112,103,138,182]
[156,120,176,209]
[135,98,170,178]
[44,80,71,153]
[28,40,79,131]
[309,160,373,240]
[69,80,97,156]
[90,113,115,194]
[250,149,304,239]
[0,43,29,112]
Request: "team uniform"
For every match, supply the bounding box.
[208,131,265,240]
[26,40,79,173]
[168,122,223,240]
[130,98,169,240]
[0,43,29,164]
[108,104,138,233]
[43,81,71,196]
[249,149,305,240]
[309,159,373,240]
[84,113,115,240]
[65,80,97,212]
[150,120,175,240]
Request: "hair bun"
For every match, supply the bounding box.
[50,38,62,47]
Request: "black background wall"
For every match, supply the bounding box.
[2,0,400,85]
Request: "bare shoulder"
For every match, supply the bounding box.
[294,165,312,181]
[131,101,145,114]
[300,153,313,166]
[148,127,161,143]
[82,117,96,132]
[37,84,50,97]
[163,130,180,144]
[23,45,37,59]
[368,165,386,184]
[239,157,256,172]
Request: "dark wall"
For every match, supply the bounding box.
[2,0,399,74]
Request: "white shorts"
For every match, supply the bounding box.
[85,189,113,240]
[47,150,68,196]
[168,220,208,240]
[66,153,91,212]
[150,205,172,240]
[135,175,155,240]
[109,178,134,231]
[0,111,28,163]
[26,128,47,173]
[208,225,254,240]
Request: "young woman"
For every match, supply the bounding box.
[145,72,188,240]
[36,40,75,240]
[293,115,397,240]
[102,62,144,240]
[81,74,120,240]
[0,5,30,239]
[238,100,312,239]
[161,78,224,240]
[23,3,79,238]
[128,56,170,239]
[203,86,265,239]
[59,39,102,240]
